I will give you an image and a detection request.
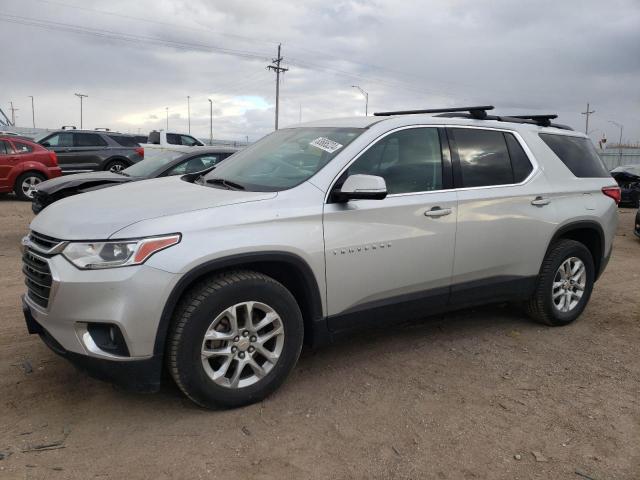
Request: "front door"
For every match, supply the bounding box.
[0,139,15,190]
[41,132,74,171]
[323,127,457,332]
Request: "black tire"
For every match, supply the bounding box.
[14,171,46,201]
[104,159,129,173]
[167,270,304,409]
[526,239,595,326]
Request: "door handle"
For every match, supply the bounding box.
[531,196,550,206]
[424,206,452,218]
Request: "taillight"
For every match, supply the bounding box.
[49,151,58,166]
[602,186,621,204]
[135,147,144,158]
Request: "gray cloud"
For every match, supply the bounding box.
[1,0,638,143]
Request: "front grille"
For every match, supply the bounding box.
[29,231,61,251]
[23,249,53,309]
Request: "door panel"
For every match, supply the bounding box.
[42,133,74,170]
[71,133,108,170]
[0,140,15,189]
[324,192,457,323]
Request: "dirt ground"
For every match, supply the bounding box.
[0,197,638,480]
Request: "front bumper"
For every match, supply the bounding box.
[23,296,162,392]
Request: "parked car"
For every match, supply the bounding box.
[31,146,238,213]
[21,106,619,409]
[143,130,205,150]
[610,165,640,208]
[36,129,144,174]
[0,135,61,200]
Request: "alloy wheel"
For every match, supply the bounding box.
[201,301,285,389]
[21,176,42,199]
[552,256,586,313]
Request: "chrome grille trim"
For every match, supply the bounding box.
[22,249,52,309]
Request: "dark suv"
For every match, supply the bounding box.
[37,129,144,173]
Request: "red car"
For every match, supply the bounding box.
[0,136,62,200]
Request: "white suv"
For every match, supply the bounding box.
[21,106,620,408]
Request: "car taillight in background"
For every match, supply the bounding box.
[135,147,144,158]
[48,151,58,166]
[602,186,621,204]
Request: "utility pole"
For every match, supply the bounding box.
[351,85,369,116]
[581,102,595,134]
[9,101,18,125]
[165,107,169,130]
[608,120,624,167]
[187,96,191,134]
[28,96,35,128]
[267,43,288,130]
[74,93,88,129]
[208,98,213,145]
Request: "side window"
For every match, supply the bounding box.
[346,128,443,194]
[13,141,34,154]
[504,134,533,182]
[452,129,513,187]
[74,133,107,147]
[0,140,11,154]
[539,133,609,178]
[166,133,181,145]
[180,135,200,146]
[43,133,73,147]
[166,155,219,176]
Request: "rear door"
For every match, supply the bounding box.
[447,127,557,304]
[323,127,457,331]
[71,133,109,170]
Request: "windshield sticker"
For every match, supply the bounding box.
[309,137,343,154]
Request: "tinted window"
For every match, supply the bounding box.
[42,133,73,147]
[539,133,609,178]
[346,128,443,194]
[109,135,139,147]
[505,133,533,182]
[0,140,11,154]
[74,133,107,147]
[13,141,33,153]
[167,154,220,176]
[452,129,513,187]
[166,133,181,145]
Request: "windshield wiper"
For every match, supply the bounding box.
[206,178,245,190]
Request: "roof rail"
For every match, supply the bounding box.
[374,105,494,119]
[61,125,77,130]
[433,112,573,131]
[94,127,111,131]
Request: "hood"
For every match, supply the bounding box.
[30,176,277,240]
[37,171,131,195]
[611,171,640,183]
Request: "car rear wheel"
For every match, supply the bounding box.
[104,159,129,173]
[167,270,304,409]
[14,172,45,201]
[526,239,595,326]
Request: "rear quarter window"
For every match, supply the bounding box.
[539,133,609,178]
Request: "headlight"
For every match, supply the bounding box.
[62,234,181,269]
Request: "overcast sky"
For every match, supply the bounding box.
[1,0,638,143]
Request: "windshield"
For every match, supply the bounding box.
[203,127,364,191]
[123,149,186,177]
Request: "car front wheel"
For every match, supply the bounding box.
[526,239,595,326]
[167,270,304,409]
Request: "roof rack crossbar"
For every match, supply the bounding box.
[373,105,494,119]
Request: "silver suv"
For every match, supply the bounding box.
[21,106,620,408]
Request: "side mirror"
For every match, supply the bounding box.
[333,174,387,202]
[41,141,50,147]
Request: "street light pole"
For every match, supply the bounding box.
[165,107,169,130]
[351,85,369,116]
[608,120,624,167]
[187,96,191,134]
[208,98,213,145]
[74,93,88,129]
[28,96,35,128]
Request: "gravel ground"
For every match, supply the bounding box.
[0,197,638,480]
